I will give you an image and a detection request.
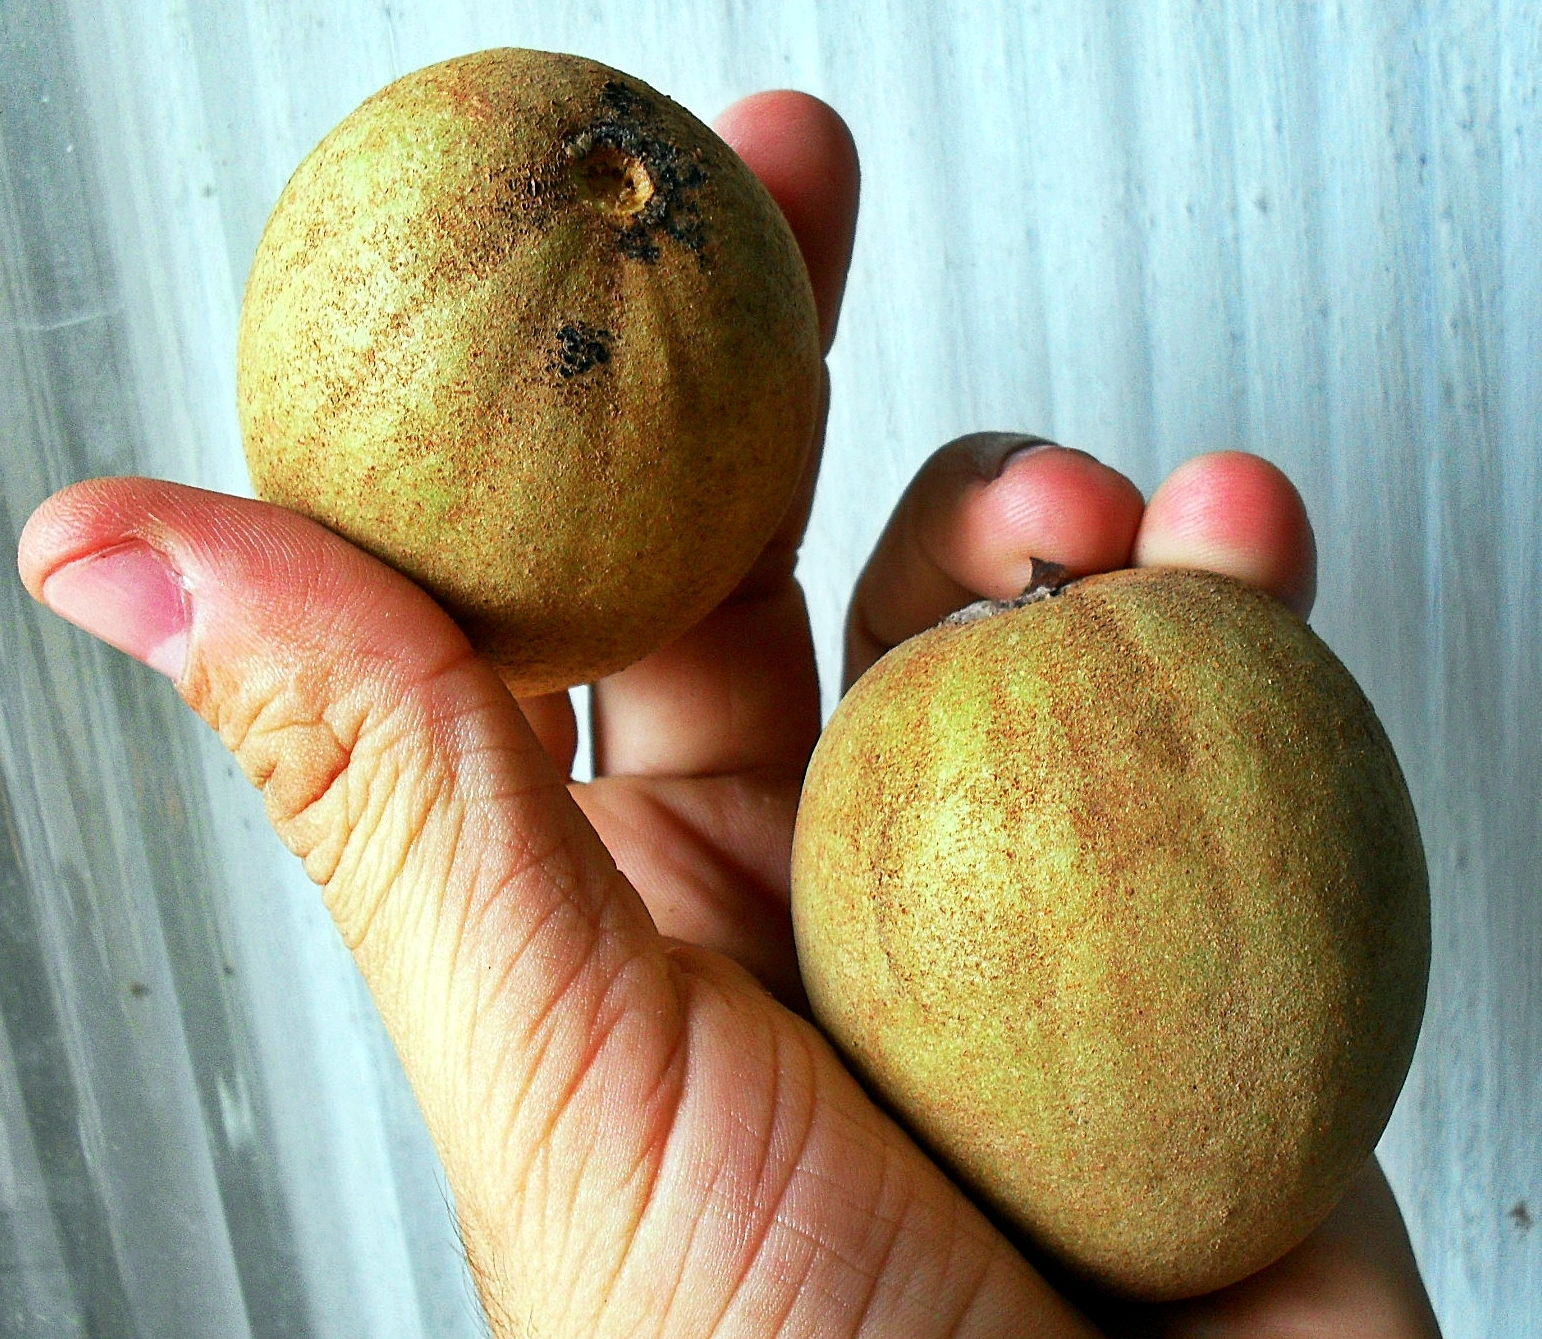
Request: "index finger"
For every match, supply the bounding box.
[845,435,1147,688]
[714,91,862,356]
[588,92,860,781]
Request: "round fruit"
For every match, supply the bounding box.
[237,48,822,694]
[790,567,1429,1300]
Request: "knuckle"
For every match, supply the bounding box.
[190,653,459,918]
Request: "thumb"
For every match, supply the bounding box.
[17,477,684,1251]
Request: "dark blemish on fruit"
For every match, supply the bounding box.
[553,322,613,377]
[616,219,664,263]
[599,78,646,119]
[943,558,1072,627]
[567,79,709,265]
[129,981,150,998]
[1510,1200,1532,1232]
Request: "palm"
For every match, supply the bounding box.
[577,769,806,1006]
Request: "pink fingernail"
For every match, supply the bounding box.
[41,541,191,680]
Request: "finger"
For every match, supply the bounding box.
[17,478,681,1246]
[575,377,823,998]
[575,577,819,1002]
[714,91,861,352]
[588,94,859,782]
[577,374,831,1010]
[1133,450,1317,617]
[845,432,1146,687]
[1146,1157,1442,1338]
[588,374,827,781]
[513,688,578,780]
[571,771,810,1010]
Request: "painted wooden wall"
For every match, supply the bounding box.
[1,0,1536,1334]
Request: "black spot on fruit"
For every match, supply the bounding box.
[568,77,710,265]
[552,322,612,378]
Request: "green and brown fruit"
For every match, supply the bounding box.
[790,566,1429,1301]
[238,49,821,694]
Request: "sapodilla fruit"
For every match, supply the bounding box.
[790,565,1430,1301]
[238,49,822,694]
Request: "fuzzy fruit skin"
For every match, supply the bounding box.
[238,49,822,694]
[790,568,1430,1301]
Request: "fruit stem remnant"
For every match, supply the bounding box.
[573,141,655,216]
[943,558,1072,627]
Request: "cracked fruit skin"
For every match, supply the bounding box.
[790,568,1430,1301]
[238,49,821,694]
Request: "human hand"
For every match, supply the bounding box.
[17,92,1438,1338]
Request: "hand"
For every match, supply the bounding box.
[18,93,1438,1338]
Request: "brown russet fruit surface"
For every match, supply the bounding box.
[238,48,822,694]
[790,567,1430,1301]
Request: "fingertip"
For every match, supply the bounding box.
[18,478,133,599]
[985,445,1146,581]
[846,438,1148,688]
[925,444,1146,599]
[713,90,860,349]
[19,476,478,693]
[1134,452,1317,617]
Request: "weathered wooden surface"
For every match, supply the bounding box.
[1,0,1536,1333]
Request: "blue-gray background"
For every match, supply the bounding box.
[1,1,1536,1334]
